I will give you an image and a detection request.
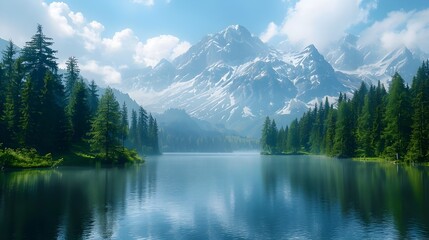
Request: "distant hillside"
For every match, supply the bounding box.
[157,109,258,152]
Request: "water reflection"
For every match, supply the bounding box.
[0,163,157,240]
[260,155,429,238]
[0,154,428,239]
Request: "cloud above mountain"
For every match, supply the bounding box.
[0,0,189,86]
[359,9,429,53]
[134,35,191,67]
[267,0,376,51]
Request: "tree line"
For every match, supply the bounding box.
[0,25,159,165]
[261,61,429,162]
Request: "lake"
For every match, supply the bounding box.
[1,153,429,239]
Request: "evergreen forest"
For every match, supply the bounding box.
[0,25,159,168]
[261,61,429,162]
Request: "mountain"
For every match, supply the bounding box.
[130,25,355,136]
[326,35,424,87]
[157,109,258,152]
[0,38,20,53]
[326,34,364,71]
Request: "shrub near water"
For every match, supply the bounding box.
[0,147,63,168]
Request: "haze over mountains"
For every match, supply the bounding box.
[124,25,427,136]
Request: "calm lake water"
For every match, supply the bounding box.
[1,153,429,239]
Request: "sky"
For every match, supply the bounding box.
[1,0,429,88]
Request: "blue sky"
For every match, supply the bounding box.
[42,0,429,43]
[0,0,428,87]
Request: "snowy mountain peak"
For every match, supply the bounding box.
[222,24,251,38]
[342,33,359,46]
[381,47,413,63]
[154,58,174,71]
[303,44,319,54]
[173,25,269,76]
[127,25,425,137]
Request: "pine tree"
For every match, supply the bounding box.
[137,106,148,152]
[298,112,312,152]
[152,119,160,154]
[67,80,90,142]
[89,87,121,162]
[120,102,128,149]
[19,76,40,148]
[64,56,80,100]
[372,82,387,156]
[260,116,271,153]
[129,109,138,150]
[310,102,324,154]
[383,73,412,160]
[268,119,278,153]
[277,127,286,153]
[39,71,69,153]
[356,86,376,157]
[406,62,429,161]
[333,100,355,158]
[87,80,99,117]
[21,24,58,92]
[3,58,24,147]
[148,114,160,154]
[1,41,19,145]
[287,119,300,154]
[0,65,5,144]
[324,106,337,156]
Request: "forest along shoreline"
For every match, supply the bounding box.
[260,61,429,165]
[0,25,160,169]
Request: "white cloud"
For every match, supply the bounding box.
[0,0,191,89]
[102,28,138,53]
[68,11,85,25]
[45,2,75,36]
[81,21,105,51]
[81,60,122,85]
[171,41,192,59]
[280,0,376,51]
[133,0,155,6]
[260,22,279,43]
[134,35,191,67]
[360,9,429,52]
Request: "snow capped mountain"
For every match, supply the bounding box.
[326,35,424,87]
[129,25,426,136]
[326,34,364,71]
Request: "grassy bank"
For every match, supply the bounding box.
[0,148,63,169]
[1,142,143,169]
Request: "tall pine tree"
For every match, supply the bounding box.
[383,73,412,160]
[406,62,429,161]
[89,87,121,162]
[68,80,90,142]
[64,56,80,100]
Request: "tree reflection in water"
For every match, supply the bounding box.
[261,155,429,238]
[0,161,157,240]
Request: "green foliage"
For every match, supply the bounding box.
[68,80,90,142]
[263,63,429,162]
[88,87,121,162]
[64,56,80,99]
[333,99,355,158]
[21,24,58,92]
[406,61,429,162]
[0,147,62,168]
[260,117,279,154]
[287,119,300,154]
[383,73,412,160]
[0,25,153,167]
[127,106,160,155]
[120,102,129,149]
[87,80,99,117]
